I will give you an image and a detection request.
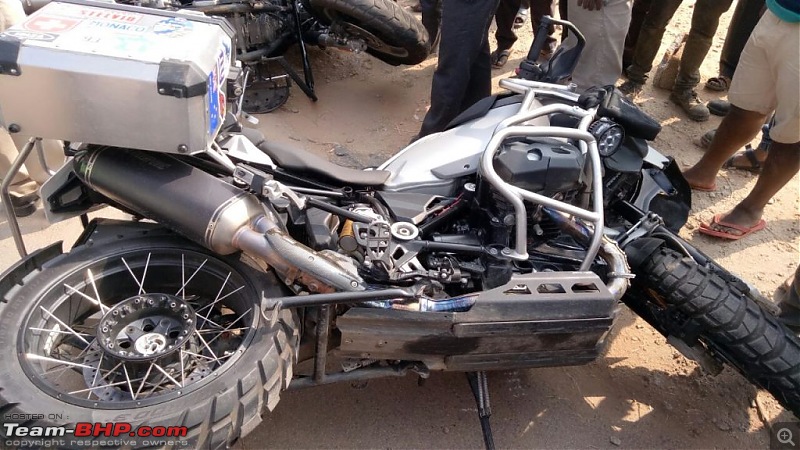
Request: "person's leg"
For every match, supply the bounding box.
[775,266,800,332]
[494,0,521,53]
[0,0,25,32]
[530,0,556,54]
[716,0,765,82]
[701,141,799,234]
[567,0,632,91]
[623,0,682,85]
[673,0,733,92]
[623,0,653,69]
[683,106,767,189]
[669,0,731,121]
[0,128,40,217]
[7,135,64,185]
[723,115,773,170]
[420,0,442,51]
[419,0,500,137]
[692,10,799,234]
[462,31,493,111]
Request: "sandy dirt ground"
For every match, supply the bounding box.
[0,0,797,448]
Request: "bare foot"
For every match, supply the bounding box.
[682,166,717,191]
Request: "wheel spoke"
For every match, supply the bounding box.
[195,311,225,330]
[69,380,130,395]
[64,283,109,315]
[195,272,234,315]
[152,362,182,388]
[175,259,208,298]
[197,285,245,316]
[122,363,136,400]
[193,329,219,362]
[88,353,105,399]
[139,253,152,296]
[38,306,90,346]
[26,353,95,370]
[86,269,110,314]
[196,327,249,335]
[29,326,93,338]
[205,308,253,347]
[121,257,147,295]
[134,362,155,400]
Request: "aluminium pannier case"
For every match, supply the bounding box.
[0,0,235,154]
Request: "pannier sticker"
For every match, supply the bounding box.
[85,19,149,34]
[23,16,80,34]
[153,18,193,38]
[77,9,143,24]
[207,46,228,138]
[2,30,58,42]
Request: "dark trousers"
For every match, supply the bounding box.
[420,0,442,49]
[626,0,732,90]
[623,0,653,69]
[495,0,556,52]
[718,0,765,79]
[418,0,500,138]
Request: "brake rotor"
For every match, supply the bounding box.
[242,74,291,114]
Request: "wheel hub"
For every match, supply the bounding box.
[96,294,196,361]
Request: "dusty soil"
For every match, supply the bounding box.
[0,0,797,448]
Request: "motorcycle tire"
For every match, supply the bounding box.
[0,234,297,449]
[639,245,800,416]
[310,0,430,66]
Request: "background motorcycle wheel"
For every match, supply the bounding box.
[310,0,430,65]
[634,245,800,416]
[0,234,297,449]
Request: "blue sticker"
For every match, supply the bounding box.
[152,18,193,37]
[208,72,221,137]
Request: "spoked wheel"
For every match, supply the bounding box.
[0,234,297,448]
[625,243,800,417]
[309,0,430,65]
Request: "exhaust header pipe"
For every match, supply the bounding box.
[74,147,365,293]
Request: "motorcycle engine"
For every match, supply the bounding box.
[491,137,586,195]
[227,11,287,51]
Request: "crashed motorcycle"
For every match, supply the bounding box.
[0,2,797,448]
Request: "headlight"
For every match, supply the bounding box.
[588,118,625,157]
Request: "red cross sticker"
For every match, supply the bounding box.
[24,16,80,34]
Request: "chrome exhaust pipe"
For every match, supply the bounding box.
[74,147,365,293]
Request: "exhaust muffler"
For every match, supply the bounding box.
[74,147,365,293]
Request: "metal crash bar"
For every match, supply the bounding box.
[479,79,604,271]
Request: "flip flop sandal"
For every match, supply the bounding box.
[723,145,763,173]
[513,10,529,30]
[688,181,716,192]
[705,75,731,92]
[698,214,766,240]
[491,49,511,69]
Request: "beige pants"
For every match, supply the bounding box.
[0,0,65,195]
[728,9,800,144]
[565,0,633,91]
